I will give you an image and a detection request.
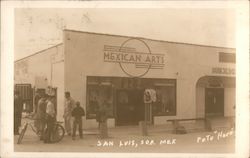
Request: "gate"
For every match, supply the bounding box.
[15,84,33,113]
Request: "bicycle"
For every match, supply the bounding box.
[17,115,65,144]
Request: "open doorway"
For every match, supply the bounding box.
[116,89,144,126]
[196,76,235,118]
[205,88,224,116]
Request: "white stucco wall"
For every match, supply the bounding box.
[14,44,63,86]
[52,62,64,121]
[196,87,205,118]
[224,87,236,116]
[14,44,64,121]
[64,30,235,128]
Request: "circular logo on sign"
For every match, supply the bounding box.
[103,38,165,78]
[118,38,152,78]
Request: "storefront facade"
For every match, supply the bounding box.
[14,30,235,129]
[64,30,236,128]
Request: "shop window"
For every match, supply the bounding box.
[86,78,114,119]
[153,81,176,116]
[86,76,176,119]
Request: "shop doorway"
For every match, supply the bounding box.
[205,88,224,116]
[116,89,144,126]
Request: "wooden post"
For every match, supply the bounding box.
[149,103,152,124]
[145,103,147,123]
[139,121,148,136]
[140,103,149,136]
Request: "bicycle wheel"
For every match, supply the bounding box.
[17,123,28,144]
[50,124,65,143]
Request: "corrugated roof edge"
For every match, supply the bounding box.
[15,43,63,63]
[64,29,236,50]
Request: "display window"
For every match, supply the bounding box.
[86,77,114,119]
[86,76,176,120]
[153,83,176,116]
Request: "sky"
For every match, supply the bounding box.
[14,8,236,60]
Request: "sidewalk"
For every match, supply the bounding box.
[14,118,235,153]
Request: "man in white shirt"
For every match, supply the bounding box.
[44,95,56,143]
[63,92,75,136]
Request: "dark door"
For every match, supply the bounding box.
[131,90,144,123]
[205,88,224,116]
[15,84,33,112]
[116,89,144,126]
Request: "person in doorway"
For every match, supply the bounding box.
[14,90,23,135]
[90,97,99,115]
[71,101,85,140]
[63,91,75,136]
[96,101,108,129]
[37,94,47,140]
[44,95,56,143]
[96,100,109,138]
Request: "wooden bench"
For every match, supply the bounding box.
[167,118,212,134]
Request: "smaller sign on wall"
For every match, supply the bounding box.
[212,67,235,75]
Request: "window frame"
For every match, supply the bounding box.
[153,80,177,116]
[86,81,114,119]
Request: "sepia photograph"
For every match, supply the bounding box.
[1,1,249,158]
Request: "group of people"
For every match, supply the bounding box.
[33,91,56,143]
[14,90,56,143]
[64,92,109,140]
[64,92,86,140]
[14,89,108,142]
[34,91,86,141]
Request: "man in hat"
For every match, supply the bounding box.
[37,94,47,140]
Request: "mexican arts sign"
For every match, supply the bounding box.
[103,38,165,77]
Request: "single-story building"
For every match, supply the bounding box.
[14,29,236,129]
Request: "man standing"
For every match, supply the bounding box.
[63,92,75,136]
[71,101,85,140]
[44,95,56,143]
[14,90,23,135]
[96,100,109,138]
[37,94,47,140]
